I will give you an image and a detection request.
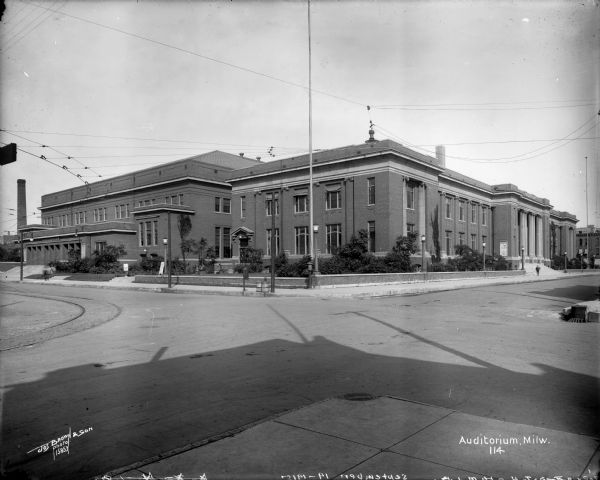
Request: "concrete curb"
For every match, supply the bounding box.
[2,271,598,298]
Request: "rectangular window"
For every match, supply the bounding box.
[471,204,476,223]
[406,185,415,209]
[266,192,279,216]
[459,201,465,221]
[178,194,183,205]
[153,221,158,246]
[222,198,231,214]
[407,223,415,233]
[213,226,232,258]
[145,221,152,247]
[368,221,376,253]
[95,242,106,253]
[240,196,246,218]
[215,227,221,257]
[215,197,221,212]
[171,196,177,205]
[445,231,452,254]
[295,226,309,255]
[367,178,375,205]
[326,190,341,210]
[223,227,231,258]
[482,206,488,226]
[125,204,129,218]
[445,197,452,219]
[471,234,477,250]
[139,223,144,247]
[294,195,308,213]
[458,232,464,245]
[266,228,280,256]
[326,224,342,254]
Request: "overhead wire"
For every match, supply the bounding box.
[371,100,596,111]
[25,1,366,108]
[14,146,89,184]
[2,1,67,52]
[374,117,599,164]
[2,130,103,177]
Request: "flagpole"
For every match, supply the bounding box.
[308,0,314,276]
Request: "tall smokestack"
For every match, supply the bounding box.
[17,179,27,229]
[435,145,446,168]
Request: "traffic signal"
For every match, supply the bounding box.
[0,143,17,166]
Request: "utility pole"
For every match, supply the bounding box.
[307,0,314,287]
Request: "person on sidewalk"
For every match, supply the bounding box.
[535,265,541,276]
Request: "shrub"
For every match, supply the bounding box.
[0,244,21,262]
[240,247,265,273]
[319,256,346,274]
[276,255,312,277]
[383,232,418,272]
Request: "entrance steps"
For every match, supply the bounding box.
[523,263,563,277]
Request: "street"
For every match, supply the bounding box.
[1,277,599,479]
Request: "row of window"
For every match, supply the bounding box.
[444,198,488,225]
[238,187,487,225]
[139,221,159,247]
[445,232,488,253]
[137,195,183,208]
[266,223,375,256]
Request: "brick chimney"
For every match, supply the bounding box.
[17,179,27,229]
[435,145,446,168]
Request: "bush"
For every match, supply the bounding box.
[319,256,346,274]
[383,232,418,273]
[240,247,264,273]
[276,255,312,277]
[0,244,21,262]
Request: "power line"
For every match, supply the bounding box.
[25,2,366,108]
[2,130,103,177]
[4,129,309,151]
[2,1,67,52]
[374,115,599,164]
[15,146,88,184]
[372,100,597,111]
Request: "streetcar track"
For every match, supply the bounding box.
[0,290,122,351]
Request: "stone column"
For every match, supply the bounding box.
[520,210,527,254]
[528,213,535,257]
[536,216,543,258]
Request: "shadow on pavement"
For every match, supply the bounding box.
[530,284,600,302]
[2,330,599,480]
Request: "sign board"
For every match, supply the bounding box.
[159,261,165,275]
[499,241,508,257]
[123,263,129,272]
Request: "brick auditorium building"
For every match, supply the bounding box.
[17,135,579,269]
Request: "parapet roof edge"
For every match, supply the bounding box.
[227,139,444,181]
[41,150,251,200]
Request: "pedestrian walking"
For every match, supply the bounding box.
[535,265,540,276]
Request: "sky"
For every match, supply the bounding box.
[1,0,599,235]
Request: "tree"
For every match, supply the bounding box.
[177,214,193,262]
[430,205,441,263]
[384,231,418,272]
[197,237,208,270]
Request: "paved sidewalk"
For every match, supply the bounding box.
[110,396,599,480]
[3,268,599,299]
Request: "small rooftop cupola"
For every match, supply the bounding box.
[365,120,376,143]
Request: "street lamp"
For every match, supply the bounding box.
[482,242,486,272]
[564,251,568,273]
[521,247,525,271]
[420,234,426,274]
[162,238,167,269]
[313,225,320,274]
